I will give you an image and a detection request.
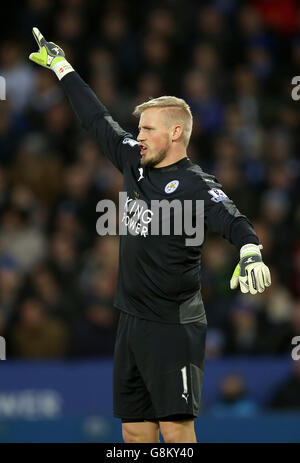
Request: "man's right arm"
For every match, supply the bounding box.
[29,27,139,173]
[59,72,139,172]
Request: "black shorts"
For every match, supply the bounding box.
[113,311,207,422]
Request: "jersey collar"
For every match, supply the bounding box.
[148,157,192,173]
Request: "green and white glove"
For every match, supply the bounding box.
[29,27,74,80]
[230,244,271,295]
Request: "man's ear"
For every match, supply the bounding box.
[172,125,183,141]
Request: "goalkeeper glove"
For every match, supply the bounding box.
[29,27,74,80]
[230,244,271,295]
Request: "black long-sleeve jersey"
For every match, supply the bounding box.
[60,72,259,324]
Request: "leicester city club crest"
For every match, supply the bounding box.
[164,180,179,194]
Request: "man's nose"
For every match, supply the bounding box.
[137,131,145,142]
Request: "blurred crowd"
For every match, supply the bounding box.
[204,358,300,414]
[0,0,299,364]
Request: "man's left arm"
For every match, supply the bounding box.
[200,179,271,295]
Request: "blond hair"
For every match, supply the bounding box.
[133,96,193,147]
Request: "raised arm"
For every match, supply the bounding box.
[29,27,139,172]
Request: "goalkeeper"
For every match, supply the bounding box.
[29,28,271,443]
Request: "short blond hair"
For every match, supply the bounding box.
[133,96,193,147]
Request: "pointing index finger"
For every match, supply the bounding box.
[32,27,46,48]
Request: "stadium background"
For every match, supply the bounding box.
[0,0,299,442]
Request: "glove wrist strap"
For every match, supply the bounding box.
[240,243,262,259]
[52,60,74,80]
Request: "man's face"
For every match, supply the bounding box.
[137,108,172,167]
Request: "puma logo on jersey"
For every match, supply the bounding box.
[122,137,139,147]
[138,168,144,182]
